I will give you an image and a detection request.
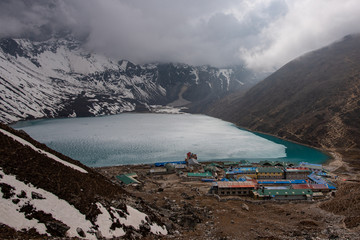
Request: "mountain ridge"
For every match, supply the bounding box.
[0,37,260,124]
[206,34,360,162]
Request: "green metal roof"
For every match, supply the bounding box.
[259,160,274,166]
[209,163,222,168]
[224,161,238,166]
[253,189,313,196]
[116,174,139,185]
[257,167,283,173]
[187,172,213,177]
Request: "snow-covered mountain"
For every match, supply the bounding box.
[0,36,259,123]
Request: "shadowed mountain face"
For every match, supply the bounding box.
[207,34,360,156]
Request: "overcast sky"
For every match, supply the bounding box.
[1,0,360,71]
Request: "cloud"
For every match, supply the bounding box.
[1,0,360,70]
[241,0,360,71]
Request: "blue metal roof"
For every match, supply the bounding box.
[154,161,186,167]
[257,179,307,184]
[308,173,337,190]
[226,167,257,174]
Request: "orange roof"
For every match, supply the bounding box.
[217,181,256,189]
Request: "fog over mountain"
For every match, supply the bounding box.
[1,0,360,70]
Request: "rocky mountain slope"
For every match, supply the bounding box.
[207,34,360,159]
[0,36,259,124]
[0,123,167,239]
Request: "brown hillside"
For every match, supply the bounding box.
[207,34,360,162]
[0,123,165,238]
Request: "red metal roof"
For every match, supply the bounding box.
[292,184,328,190]
[217,181,256,189]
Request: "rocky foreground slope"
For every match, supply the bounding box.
[207,34,360,165]
[0,123,167,239]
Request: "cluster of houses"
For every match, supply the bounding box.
[117,158,336,201]
[207,161,335,200]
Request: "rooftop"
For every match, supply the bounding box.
[285,167,311,172]
[187,172,213,178]
[291,184,329,190]
[257,179,307,185]
[257,167,283,173]
[226,167,257,174]
[116,173,140,185]
[253,189,313,196]
[215,181,256,189]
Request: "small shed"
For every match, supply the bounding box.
[116,173,140,185]
[149,168,168,175]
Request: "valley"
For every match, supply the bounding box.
[1,22,360,240]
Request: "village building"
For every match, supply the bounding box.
[223,161,239,167]
[238,160,253,167]
[210,181,256,196]
[258,160,294,168]
[299,162,323,173]
[308,173,337,190]
[291,184,330,193]
[225,167,257,179]
[256,167,284,179]
[154,160,186,167]
[252,189,313,200]
[284,167,312,179]
[257,179,307,188]
[149,168,168,175]
[116,173,140,185]
[187,172,213,181]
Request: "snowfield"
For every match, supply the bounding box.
[0,169,167,238]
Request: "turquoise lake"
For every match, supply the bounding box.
[12,113,329,167]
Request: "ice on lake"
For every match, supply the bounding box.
[13,113,287,167]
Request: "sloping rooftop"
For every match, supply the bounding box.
[253,189,313,196]
[116,173,140,185]
[291,184,328,190]
[226,167,257,174]
[257,167,283,173]
[257,179,307,185]
[215,181,256,189]
[299,162,323,170]
[285,167,311,172]
[187,172,213,178]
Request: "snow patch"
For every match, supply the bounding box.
[0,169,167,238]
[95,203,167,237]
[0,169,94,239]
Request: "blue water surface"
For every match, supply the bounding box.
[12,113,329,167]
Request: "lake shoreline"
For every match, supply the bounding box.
[12,113,329,167]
